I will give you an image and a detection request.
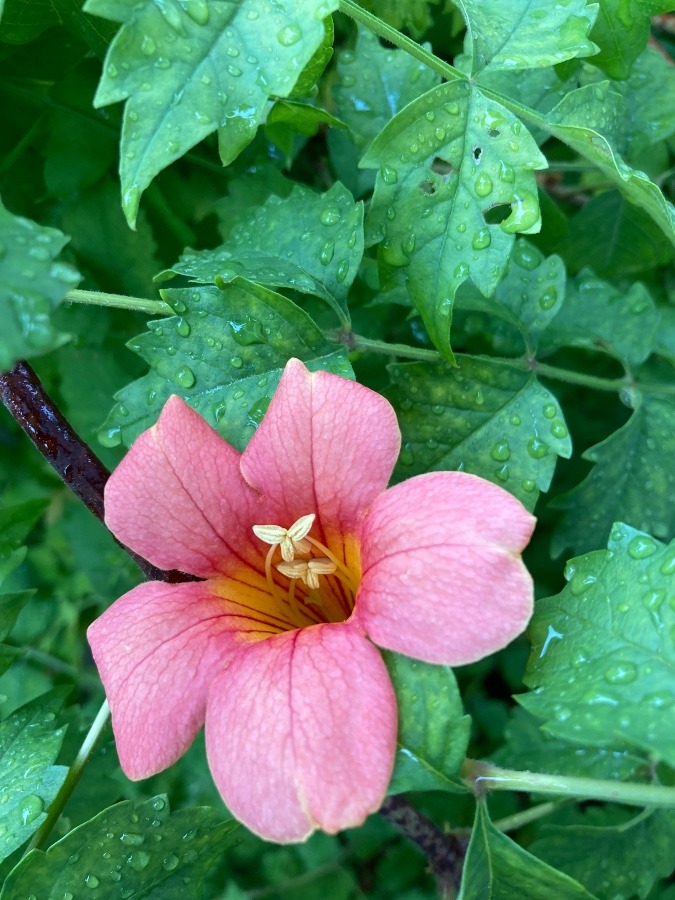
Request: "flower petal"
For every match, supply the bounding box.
[241,359,400,534]
[356,472,535,665]
[205,624,396,843]
[105,395,261,578]
[87,580,244,779]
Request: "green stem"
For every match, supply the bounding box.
[347,333,442,362]
[499,357,629,393]
[338,0,466,83]
[491,800,570,833]
[462,759,675,809]
[66,289,173,317]
[26,700,110,853]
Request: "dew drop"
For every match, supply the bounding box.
[319,240,335,265]
[474,173,493,197]
[539,286,558,310]
[163,853,180,871]
[176,318,190,337]
[380,165,398,184]
[336,260,349,283]
[445,101,460,115]
[501,191,540,234]
[126,850,150,871]
[98,426,122,448]
[320,207,341,225]
[471,228,491,250]
[604,662,637,685]
[659,550,675,575]
[643,588,665,611]
[230,356,243,369]
[570,572,596,595]
[141,35,156,56]
[84,874,100,889]
[521,479,535,493]
[20,795,44,826]
[509,414,521,426]
[627,536,657,559]
[490,440,510,462]
[227,64,242,77]
[527,437,548,459]
[498,161,515,183]
[550,421,568,439]
[175,366,196,388]
[277,23,302,46]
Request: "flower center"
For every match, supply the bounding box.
[252,514,359,625]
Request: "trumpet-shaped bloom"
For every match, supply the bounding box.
[88,359,535,843]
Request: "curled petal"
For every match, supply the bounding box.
[87,580,244,779]
[105,396,261,578]
[241,359,401,534]
[206,624,397,843]
[356,472,535,666]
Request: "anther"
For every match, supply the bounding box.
[277,558,337,590]
[253,514,315,562]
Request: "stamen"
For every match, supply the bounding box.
[304,536,359,593]
[277,557,337,590]
[253,514,316,562]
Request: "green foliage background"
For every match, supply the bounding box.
[0,0,674,896]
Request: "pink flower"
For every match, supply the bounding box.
[88,359,534,843]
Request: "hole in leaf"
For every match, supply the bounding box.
[430,156,455,176]
[419,180,436,195]
[483,203,512,224]
[472,146,482,162]
[488,129,500,137]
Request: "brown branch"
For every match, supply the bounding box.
[379,796,468,898]
[0,360,190,584]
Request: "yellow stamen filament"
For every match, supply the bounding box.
[277,557,337,590]
[304,536,359,594]
[253,514,315,562]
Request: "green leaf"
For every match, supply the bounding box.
[328,26,441,197]
[383,651,471,794]
[458,800,598,899]
[0,690,69,862]
[531,806,675,900]
[362,81,547,360]
[388,356,571,510]
[357,0,446,37]
[521,522,675,766]
[0,0,116,56]
[86,0,338,226]
[492,707,646,781]
[613,47,675,158]
[98,282,352,452]
[541,269,659,367]
[0,198,81,372]
[456,0,598,75]
[558,191,674,277]
[289,14,333,99]
[160,182,363,325]
[545,83,675,245]
[264,100,346,167]
[589,0,674,79]
[1,796,238,897]
[455,239,566,348]
[552,389,675,555]
[0,499,48,556]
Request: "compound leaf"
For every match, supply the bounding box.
[384,652,470,795]
[363,81,547,360]
[0,198,80,372]
[388,356,571,510]
[456,0,598,75]
[98,282,351,452]
[458,800,597,899]
[160,182,363,325]
[521,523,675,766]
[85,0,337,226]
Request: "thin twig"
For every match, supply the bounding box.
[0,361,189,584]
[379,796,468,897]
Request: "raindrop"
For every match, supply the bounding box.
[141,35,156,56]
[120,832,144,846]
[277,23,302,46]
[28,246,50,261]
[490,440,510,462]
[98,426,122,448]
[403,232,416,255]
[176,318,190,337]
[380,165,398,185]
[604,662,637,685]
[471,228,491,250]
[163,854,180,871]
[569,572,596,595]
[474,173,493,197]
[20,795,44,826]
[320,207,341,225]
[501,191,540,233]
[627,536,657,559]
[498,161,515,183]
[527,437,548,459]
[319,240,335,265]
[179,0,209,24]
[643,589,665,611]
[542,403,556,419]
[230,356,243,369]
[126,850,151,871]
[521,479,535,492]
[550,421,568,439]
[509,414,521,426]
[659,550,675,575]
[445,101,460,115]
[336,260,350,283]
[227,64,242,77]
[84,875,100,889]
[175,366,196,389]
[230,317,266,346]
[539,287,558,310]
